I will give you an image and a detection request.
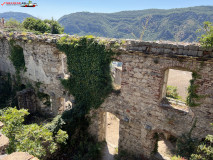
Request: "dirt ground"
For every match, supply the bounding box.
[155,140,176,160]
[167,69,192,100]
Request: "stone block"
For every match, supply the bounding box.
[198,51,203,57]
[0,134,9,154]
[2,152,39,160]
[178,49,183,55]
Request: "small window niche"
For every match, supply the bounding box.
[111,61,123,90]
[161,69,192,112]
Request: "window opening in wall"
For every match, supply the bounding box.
[110,61,123,90]
[37,92,51,107]
[154,133,177,160]
[162,69,192,111]
[58,97,72,114]
[103,112,120,159]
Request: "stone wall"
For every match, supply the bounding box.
[89,46,213,158]
[0,31,212,158]
[17,89,39,114]
[0,32,74,116]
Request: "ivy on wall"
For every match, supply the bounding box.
[9,40,25,74]
[186,72,204,107]
[57,37,115,112]
[55,37,116,159]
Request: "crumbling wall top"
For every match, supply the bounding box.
[0,31,212,58]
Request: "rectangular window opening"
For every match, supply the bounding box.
[111,61,123,90]
[162,69,192,112]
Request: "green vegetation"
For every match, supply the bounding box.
[198,21,213,48]
[9,41,25,74]
[186,72,203,107]
[55,36,115,159]
[57,37,114,111]
[44,19,64,34]
[2,6,213,41]
[0,107,68,159]
[4,18,22,29]
[9,40,27,91]
[0,73,17,108]
[37,91,51,107]
[152,133,159,154]
[58,6,213,42]
[23,17,64,34]
[175,121,213,160]
[190,124,213,160]
[176,120,199,159]
[166,85,182,100]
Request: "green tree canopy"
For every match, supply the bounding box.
[22,17,64,34]
[0,107,68,159]
[198,21,213,48]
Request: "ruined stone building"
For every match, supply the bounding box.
[0,31,212,158]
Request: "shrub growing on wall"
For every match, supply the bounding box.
[198,21,213,48]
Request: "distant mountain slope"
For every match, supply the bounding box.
[0,12,35,22]
[58,6,213,42]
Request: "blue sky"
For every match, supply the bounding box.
[0,0,213,20]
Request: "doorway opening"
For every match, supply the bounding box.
[103,112,120,160]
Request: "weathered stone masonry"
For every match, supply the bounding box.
[0,31,213,158]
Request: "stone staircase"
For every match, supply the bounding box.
[0,122,39,160]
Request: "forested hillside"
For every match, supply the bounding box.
[58,6,213,42]
[0,12,35,22]
[1,6,213,42]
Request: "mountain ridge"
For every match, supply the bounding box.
[58,6,213,42]
[0,12,35,22]
[1,6,213,42]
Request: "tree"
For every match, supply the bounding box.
[4,18,22,29]
[23,17,50,33]
[198,21,213,48]
[22,17,64,34]
[44,19,64,34]
[0,107,68,159]
[166,85,182,100]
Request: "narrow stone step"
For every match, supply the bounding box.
[0,154,7,160]
[1,152,39,160]
[0,134,9,155]
[0,122,3,130]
